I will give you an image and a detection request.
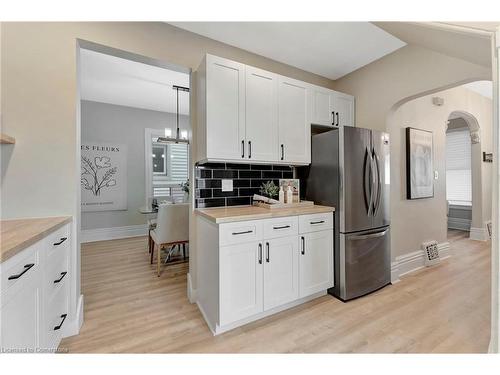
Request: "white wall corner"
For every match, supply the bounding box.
[81,224,148,243]
[187,272,197,303]
[391,261,400,284]
[469,226,489,241]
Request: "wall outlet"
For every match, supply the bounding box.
[221,179,233,192]
[434,170,439,180]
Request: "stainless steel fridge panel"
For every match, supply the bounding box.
[338,226,391,300]
[341,126,373,233]
[371,130,391,229]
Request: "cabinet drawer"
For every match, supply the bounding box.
[44,250,69,301]
[43,280,69,350]
[219,220,263,246]
[43,224,70,260]
[1,243,40,299]
[262,216,298,239]
[299,212,333,234]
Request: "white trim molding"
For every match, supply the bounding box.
[470,226,489,241]
[63,294,84,338]
[81,224,148,243]
[391,242,451,283]
[187,272,197,303]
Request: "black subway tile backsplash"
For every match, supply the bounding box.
[195,162,294,208]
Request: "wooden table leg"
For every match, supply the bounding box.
[157,244,161,277]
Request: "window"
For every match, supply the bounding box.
[152,144,167,175]
[446,128,471,206]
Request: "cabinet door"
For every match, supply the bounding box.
[311,87,334,126]
[332,92,355,127]
[245,66,279,162]
[278,76,311,164]
[299,230,334,298]
[206,54,246,160]
[219,242,263,326]
[263,236,299,310]
[1,280,41,351]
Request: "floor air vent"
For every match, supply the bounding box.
[422,241,440,266]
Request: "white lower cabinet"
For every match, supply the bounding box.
[219,241,264,326]
[198,212,333,334]
[263,236,299,310]
[0,222,72,352]
[299,229,334,298]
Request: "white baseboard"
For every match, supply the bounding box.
[63,294,84,338]
[187,272,197,303]
[447,217,471,231]
[81,224,148,243]
[391,242,451,283]
[470,226,489,241]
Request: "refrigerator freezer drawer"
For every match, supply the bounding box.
[339,226,391,300]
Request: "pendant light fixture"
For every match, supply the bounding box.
[158,84,190,144]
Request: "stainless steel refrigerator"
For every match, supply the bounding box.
[298,126,391,301]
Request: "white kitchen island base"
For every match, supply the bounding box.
[194,205,335,335]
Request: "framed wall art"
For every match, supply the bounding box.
[406,127,434,200]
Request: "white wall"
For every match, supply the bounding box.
[80,100,189,230]
[389,85,493,258]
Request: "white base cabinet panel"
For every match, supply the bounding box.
[196,212,334,335]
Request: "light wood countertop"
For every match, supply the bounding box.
[195,205,335,224]
[0,216,72,263]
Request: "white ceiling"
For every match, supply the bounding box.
[170,22,406,80]
[463,80,493,99]
[80,49,190,114]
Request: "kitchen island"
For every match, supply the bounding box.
[194,204,335,334]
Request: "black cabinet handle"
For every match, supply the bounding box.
[301,236,305,255]
[266,242,270,263]
[336,112,339,126]
[273,225,291,230]
[54,271,68,284]
[53,237,67,246]
[258,243,262,264]
[8,263,35,280]
[310,220,325,225]
[232,230,253,236]
[248,141,252,159]
[241,140,245,158]
[280,144,284,161]
[332,111,335,126]
[53,314,67,331]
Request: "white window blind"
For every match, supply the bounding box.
[152,143,188,199]
[446,129,471,206]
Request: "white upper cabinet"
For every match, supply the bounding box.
[332,92,355,127]
[205,54,246,161]
[311,86,334,127]
[310,85,355,128]
[278,76,311,165]
[245,66,279,162]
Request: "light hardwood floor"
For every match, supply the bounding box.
[60,230,491,353]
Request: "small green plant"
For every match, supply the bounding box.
[260,181,279,199]
[180,179,190,194]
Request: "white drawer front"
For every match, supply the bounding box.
[299,212,334,234]
[43,224,70,260]
[44,249,69,301]
[43,280,69,350]
[1,243,40,299]
[262,216,298,240]
[219,220,263,246]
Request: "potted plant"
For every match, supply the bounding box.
[180,179,190,202]
[260,181,279,200]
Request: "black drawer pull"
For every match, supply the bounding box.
[301,236,305,255]
[8,263,35,280]
[53,237,67,246]
[266,242,270,263]
[273,225,291,230]
[232,230,253,236]
[310,220,325,225]
[54,314,67,331]
[54,271,68,284]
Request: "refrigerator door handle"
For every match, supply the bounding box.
[364,146,374,216]
[348,228,389,240]
[373,149,382,216]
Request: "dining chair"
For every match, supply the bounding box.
[150,203,189,276]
